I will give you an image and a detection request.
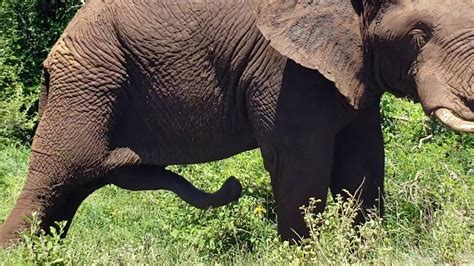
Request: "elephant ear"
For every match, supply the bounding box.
[256,0,377,109]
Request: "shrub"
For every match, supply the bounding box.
[0,0,82,143]
[0,84,37,143]
[273,194,391,264]
[20,213,70,265]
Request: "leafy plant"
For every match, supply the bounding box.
[20,213,69,265]
[280,194,391,264]
[0,84,38,143]
[0,0,82,143]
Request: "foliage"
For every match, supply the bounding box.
[270,195,391,264]
[0,0,82,142]
[0,85,38,143]
[20,213,69,265]
[295,195,389,264]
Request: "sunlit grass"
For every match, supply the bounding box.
[0,95,472,264]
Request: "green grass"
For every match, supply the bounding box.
[0,95,473,264]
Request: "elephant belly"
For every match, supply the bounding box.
[115,57,259,164]
[151,133,258,165]
[113,106,258,165]
[113,66,259,165]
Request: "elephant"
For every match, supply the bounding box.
[1,0,473,246]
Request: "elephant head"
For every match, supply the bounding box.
[256,0,474,132]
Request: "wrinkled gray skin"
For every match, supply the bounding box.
[1,0,473,246]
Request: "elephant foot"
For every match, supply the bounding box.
[0,224,18,248]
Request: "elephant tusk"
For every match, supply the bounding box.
[434,108,474,133]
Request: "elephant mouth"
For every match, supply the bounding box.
[434,108,474,133]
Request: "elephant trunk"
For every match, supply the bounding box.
[416,69,474,133]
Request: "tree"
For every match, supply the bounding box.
[0,0,82,143]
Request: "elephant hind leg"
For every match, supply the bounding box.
[0,154,107,248]
[1,108,116,247]
[108,165,242,209]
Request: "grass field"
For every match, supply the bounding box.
[0,95,473,264]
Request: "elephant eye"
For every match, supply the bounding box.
[408,28,431,48]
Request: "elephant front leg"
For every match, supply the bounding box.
[330,107,385,224]
[261,138,335,242]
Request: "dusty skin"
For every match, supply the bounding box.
[1,0,473,247]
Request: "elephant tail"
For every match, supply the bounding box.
[178,176,244,209]
[109,165,243,209]
[39,65,50,120]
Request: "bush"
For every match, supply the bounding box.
[20,213,69,265]
[271,195,391,264]
[0,84,38,143]
[0,0,82,143]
